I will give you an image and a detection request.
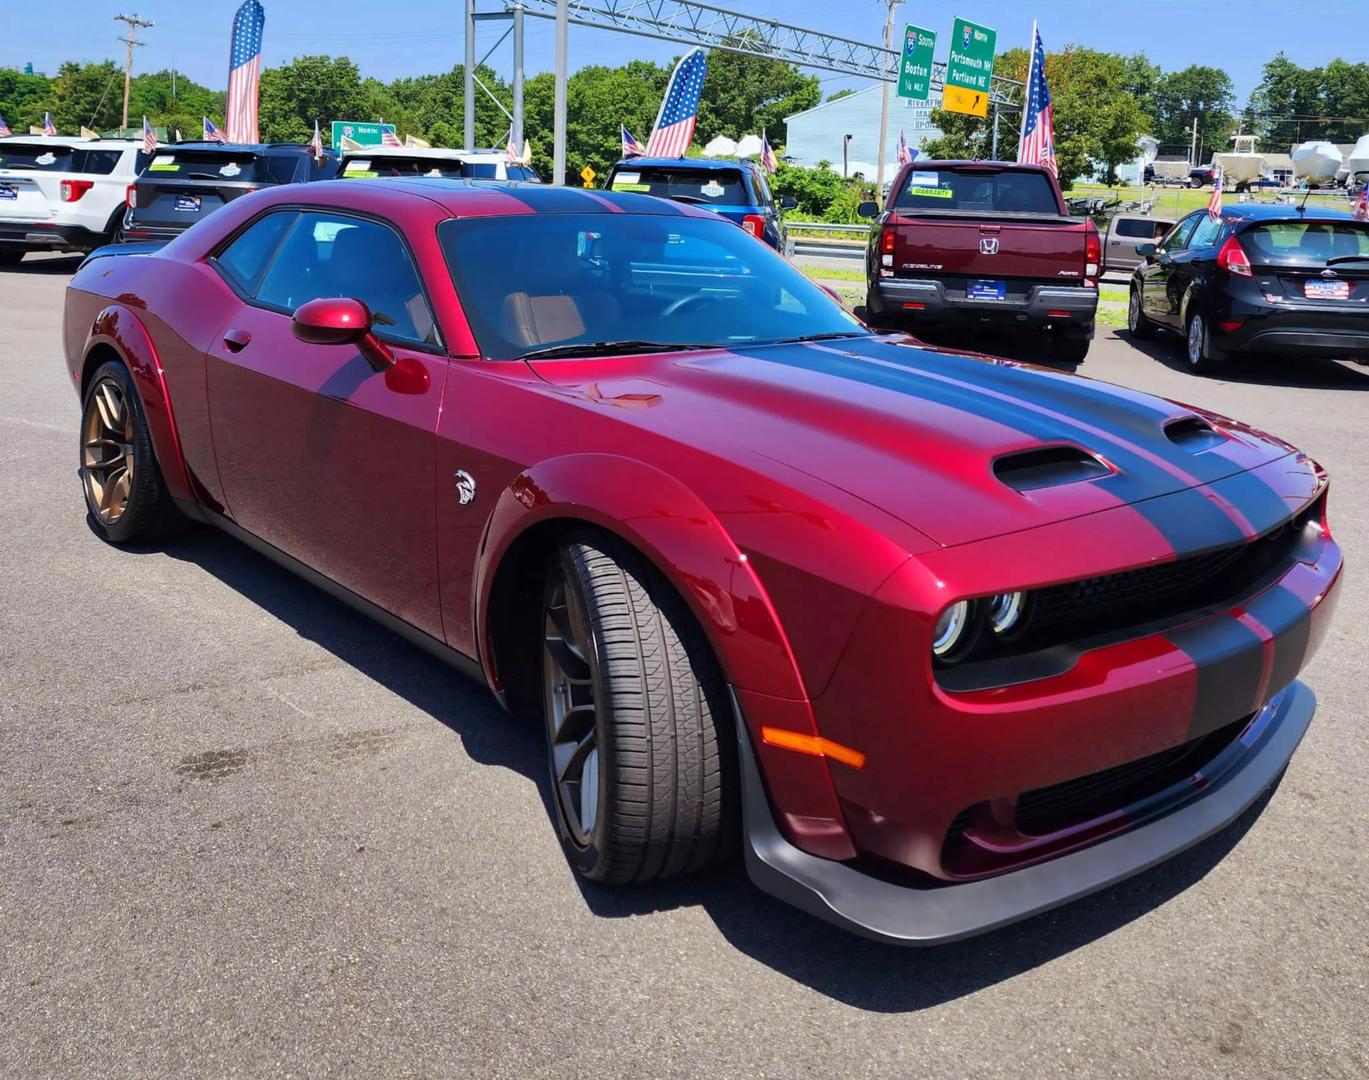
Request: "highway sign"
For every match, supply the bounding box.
[897,25,936,101]
[942,17,996,118]
[581,164,597,187]
[329,121,397,149]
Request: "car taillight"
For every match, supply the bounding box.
[1084,221,1100,282]
[125,184,137,209]
[60,179,94,202]
[1217,233,1253,277]
[880,226,896,268]
[741,214,766,240]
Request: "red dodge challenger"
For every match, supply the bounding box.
[63,179,1342,944]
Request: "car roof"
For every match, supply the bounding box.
[1222,202,1358,223]
[163,141,330,155]
[612,157,754,171]
[339,146,469,160]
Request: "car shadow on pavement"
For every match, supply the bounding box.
[1118,328,1369,390]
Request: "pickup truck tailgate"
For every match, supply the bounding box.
[892,215,1086,282]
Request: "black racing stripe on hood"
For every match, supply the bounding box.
[731,342,1248,552]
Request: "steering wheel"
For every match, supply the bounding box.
[660,293,716,318]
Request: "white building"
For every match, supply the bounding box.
[783,86,941,177]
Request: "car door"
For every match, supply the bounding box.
[1167,211,1224,320]
[204,208,451,640]
[1142,211,1201,326]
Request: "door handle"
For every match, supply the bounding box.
[223,328,252,352]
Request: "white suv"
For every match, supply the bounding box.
[0,136,149,264]
[336,145,541,182]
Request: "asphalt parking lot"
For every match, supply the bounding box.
[2,253,1366,1078]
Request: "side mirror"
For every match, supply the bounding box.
[1135,243,1157,260]
[857,200,880,219]
[292,296,394,372]
[778,195,798,210]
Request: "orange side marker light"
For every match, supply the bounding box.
[760,726,866,769]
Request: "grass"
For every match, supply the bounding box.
[800,265,865,283]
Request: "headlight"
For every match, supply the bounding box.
[932,601,972,659]
[987,591,1026,636]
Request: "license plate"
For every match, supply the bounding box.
[967,279,1007,301]
[0,186,16,200]
[1305,279,1350,300]
[173,195,201,213]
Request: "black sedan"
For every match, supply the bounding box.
[1127,204,1369,372]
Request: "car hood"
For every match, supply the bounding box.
[529,335,1296,549]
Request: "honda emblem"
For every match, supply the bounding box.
[979,237,1000,255]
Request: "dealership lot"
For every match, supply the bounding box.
[2,255,1366,1077]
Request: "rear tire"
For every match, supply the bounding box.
[1185,309,1225,373]
[0,250,23,267]
[1127,285,1156,339]
[540,532,738,885]
[1050,328,1090,364]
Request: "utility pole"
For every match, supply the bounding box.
[114,13,153,134]
[1189,115,1198,166]
[553,0,567,185]
[874,0,898,202]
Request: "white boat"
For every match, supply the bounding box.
[1346,134,1369,182]
[1213,134,1269,183]
[1292,141,1343,185]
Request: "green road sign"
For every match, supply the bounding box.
[329,121,397,149]
[943,17,997,117]
[897,25,936,101]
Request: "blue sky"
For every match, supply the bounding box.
[4,0,1365,106]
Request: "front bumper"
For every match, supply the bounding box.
[874,277,1098,329]
[740,680,1314,945]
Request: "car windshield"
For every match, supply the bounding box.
[892,167,1060,214]
[0,143,78,171]
[340,155,468,178]
[142,150,265,182]
[609,166,748,205]
[1241,220,1369,266]
[438,212,867,360]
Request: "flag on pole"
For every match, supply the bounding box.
[621,124,645,158]
[505,125,520,164]
[310,119,323,160]
[204,116,225,142]
[225,0,265,144]
[1017,24,1056,176]
[0,114,11,138]
[896,130,913,166]
[760,131,778,174]
[1353,184,1368,223]
[143,116,157,154]
[1207,166,1224,219]
[43,112,57,136]
[380,126,402,147]
[645,48,707,158]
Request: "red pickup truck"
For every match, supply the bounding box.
[859,161,1101,362]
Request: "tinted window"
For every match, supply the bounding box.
[438,212,864,360]
[1242,220,1369,266]
[1189,214,1223,250]
[1115,217,1170,239]
[341,155,466,178]
[215,211,296,294]
[609,166,749,204]
[752,168,773,207]
[1163,214,1202,251]
[892,168,1059,213]
[261,156,301,184]
[67,148,124,175]
[255,213,437,345]
[143,150,262,181]
[0,143,77,171]
[462,161,500,179]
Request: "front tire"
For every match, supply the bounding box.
[541,532,737,885]
[1185,309,1225,373]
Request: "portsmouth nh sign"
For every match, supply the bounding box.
[942,17,997,117]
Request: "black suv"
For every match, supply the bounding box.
[122,142,338,242]
[1127,203,1369,371]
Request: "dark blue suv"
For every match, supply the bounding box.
[605,157,795,255]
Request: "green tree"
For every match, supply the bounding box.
[46,61,124,133]
[1151,65,1235,158]
[1319,59,1369,143]
[695,39,820,144]
[388,65,513,150]
[128,69,226,142]
[0,67,53,133]
[258,55,398,144]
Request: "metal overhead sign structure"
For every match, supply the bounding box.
[942,17,997,118]
[897,24,936,101]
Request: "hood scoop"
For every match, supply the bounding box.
[1164,415,1226,453]
[993,445,1112,492]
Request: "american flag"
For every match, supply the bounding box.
[1354,184,1368,223]
[621,124,645,159]
[0,114,11,138]
[203,116,226,142]
[380,126,402,148]
[225,0,265,144]
[1018,25,1056,176]
[310,119,323,160]
[143,116,157,153]
[1207,166,1224,219]
[897,130,914,166]
[43,112,57,136]
[761,131,778,174]
[505,125,519,163]
[645,49,707,158]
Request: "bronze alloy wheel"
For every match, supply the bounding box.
[81,376,136,525]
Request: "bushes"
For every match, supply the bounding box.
[771,162,871,221]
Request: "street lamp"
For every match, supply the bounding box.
[843,133,853,178]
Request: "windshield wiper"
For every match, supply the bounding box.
[1327,254,1369,266]
[517,339,718,361]
[765,331,870,345]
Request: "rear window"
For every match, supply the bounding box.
[892,168,1060,214]
[341,155,467,178]
[1114,217,1171,239]
[609,166,748,205]
[142,150,264,182]
[1242,221,1369,266]
[0,143,78,171]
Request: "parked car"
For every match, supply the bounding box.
[1128,203,1369,370]
[121,142,337,242]
[859,160,1101,362]
[0,136,150,263]
[338,145,540,182]
[1189,165,1219,188]
[605,156,795,255]
[63,179,1340,945]
[1102,213,1177,274]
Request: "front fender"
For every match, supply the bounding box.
[83,304,193,503]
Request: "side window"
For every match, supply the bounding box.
[214,211,297,295]
[255,212,438,346]
[1163,213,1202,251]
[752,167,773,207]
[1188,213,1223,250]
[261,155,301,184]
